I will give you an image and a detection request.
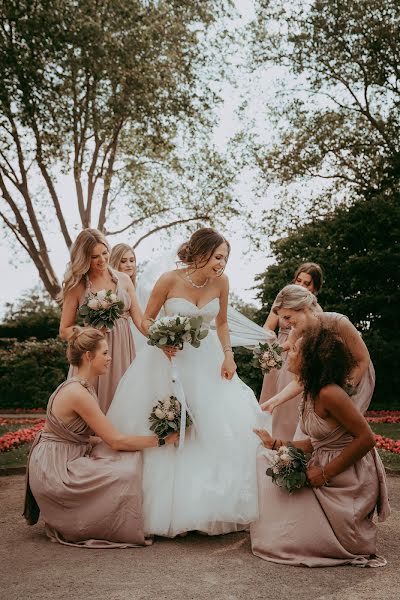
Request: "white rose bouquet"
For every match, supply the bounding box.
[149,395,192,440]
[266,444,311,494]
[147,315,208,350]
[252,341,284,375]
[79,289,124,330]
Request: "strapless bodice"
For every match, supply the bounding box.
[163,297,220,328]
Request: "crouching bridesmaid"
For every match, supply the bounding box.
[23,326,177,548]
[251,325,390,567]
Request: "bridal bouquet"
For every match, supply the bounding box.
[252,341,284,375]
[266,444,311,494]
[149,395,192,439]
[147,315,208,349]
[79,289,124,330]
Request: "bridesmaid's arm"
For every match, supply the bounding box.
[72,387,178,450]
[253,428,313,454]
[215,275,236,380]
[59,287,82,340]
[307,384,375,487]
[337,318,370,386]
[121,273,146,336]
[263,310,278,336]
[260,379,304,412]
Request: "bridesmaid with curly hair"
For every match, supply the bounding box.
[252,325,390,567]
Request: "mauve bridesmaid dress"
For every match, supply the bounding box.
[23,379,148,548]
[69,267,136,413]
[250,396,390,567]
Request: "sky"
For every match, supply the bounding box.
[0,0,279,316]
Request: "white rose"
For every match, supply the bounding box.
[272,466,280,474]
[163,398,171,410]
[155,408,166,419]
[96,289,107,300]
[182,332,192,343]
[267,358,277,368]
[109,293,118,303]
[279,446,289,453]
[101,299,110,309]
[280,453,291,464]
[167,411,175,421]
[88,298,99,310]
[184,322,191,331]
[174,400,180,411]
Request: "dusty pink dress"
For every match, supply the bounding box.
[259,323,302,439]
[23,379,148,548]
[251,396,390,567]
[69,268,136,413]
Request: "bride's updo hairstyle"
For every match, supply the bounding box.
[272,284,319,315]
[67,326,105,367]
[59,229,110,301]
[177,228,230,270]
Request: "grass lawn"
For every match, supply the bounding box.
[369,422,400,440]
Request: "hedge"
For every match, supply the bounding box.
[0,338,68,410]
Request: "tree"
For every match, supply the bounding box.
[255,193,400,408]
[250,0,400,234]
[0,0,237,298]
[0,286,60,340]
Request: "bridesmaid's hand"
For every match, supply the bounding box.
[164,432,179,445]
[260,399,278,413]
[306,465,327,488]
[221,355,237,380]
[253,428,274,448]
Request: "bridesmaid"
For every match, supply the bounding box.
[59,229,144,412]
[110,243,137,287]
[260,263,323,439]
[23,327,178,548]
[252,325,390,567]
[261,285,375,416]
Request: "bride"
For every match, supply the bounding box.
[107,228,271,537]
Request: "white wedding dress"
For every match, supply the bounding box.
[107,296,271,537]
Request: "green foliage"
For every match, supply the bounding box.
[0,290,60,340]
[255,193,400,408]
[0,338,68,410]
[251,0,400,233]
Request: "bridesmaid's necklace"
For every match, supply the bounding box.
[185,272,209,289]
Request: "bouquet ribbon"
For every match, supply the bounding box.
[170,357,195,449]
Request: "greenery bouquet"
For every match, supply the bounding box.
[147,315,208,349]
[252,341,284,375]
[149,395,192,440]
[79,289,124,330]
[266,444,311,494]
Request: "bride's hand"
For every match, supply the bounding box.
[253,428,274,448]
[221,354,237,380]
[162,345,179,359]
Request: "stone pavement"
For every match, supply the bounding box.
[1,475,399,600]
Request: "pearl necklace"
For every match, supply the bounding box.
[185,273,209,289]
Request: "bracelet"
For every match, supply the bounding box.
[271,439,277,450]
[222,345,234,354]
[321,466,329,486]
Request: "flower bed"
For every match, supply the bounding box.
[374,435,400,455]
[0,419,45,452]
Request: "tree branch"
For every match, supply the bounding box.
[132,216,211,249]
[105,207,173,236]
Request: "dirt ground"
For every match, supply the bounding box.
[1,474,399,600]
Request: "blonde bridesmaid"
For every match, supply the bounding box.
[60,229,144,413]
[260,263,323,439]
[24,327,178,548]
[110,243,137,287]
[252,325,389,567]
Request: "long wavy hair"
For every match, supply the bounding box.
[298,326,356,400]
[60,229,110,301]
[109,243,136,286]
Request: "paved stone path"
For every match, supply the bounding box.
[1,475,399,600]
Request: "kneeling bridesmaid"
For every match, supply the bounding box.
[251,325,390,567]
[23,327,177,548]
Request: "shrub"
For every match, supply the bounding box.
[0,338,68,410]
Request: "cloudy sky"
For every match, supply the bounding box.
[0,0,279,316]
